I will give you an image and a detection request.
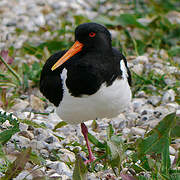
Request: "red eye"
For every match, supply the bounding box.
[89,32,96,37]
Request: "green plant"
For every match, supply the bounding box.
[0,112,20,145]
[72,113,180,179]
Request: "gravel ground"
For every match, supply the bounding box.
[0,0,179,179]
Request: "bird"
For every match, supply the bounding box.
[40,22,132,163]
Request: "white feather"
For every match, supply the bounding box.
[56,64,131,124]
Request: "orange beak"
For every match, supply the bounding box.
[51,41,83,71]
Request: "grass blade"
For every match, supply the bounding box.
[73,153,87,180]
[0,56,22,86]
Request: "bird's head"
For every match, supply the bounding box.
[51,22,112,71]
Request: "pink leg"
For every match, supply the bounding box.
[81,123,95,164]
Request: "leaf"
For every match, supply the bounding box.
[107,135,125,172]
[94,15,119,26]
[107,124,114,140]
[168,46,180,57]
[0,126,20,145]
[53,121,67,132]
[2,147,31,180]
[171,115,180,137]
[161,136,170,174]
[116,14,146,29]
[137,112,176,157]
[88,132,105,149]
[30,151,45,166]
[72,154,87,180]
[19,119,47,129]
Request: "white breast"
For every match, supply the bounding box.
[56,60,132,124]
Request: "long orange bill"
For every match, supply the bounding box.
[51,41,83,71]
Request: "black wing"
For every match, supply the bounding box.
[40,51,66,106]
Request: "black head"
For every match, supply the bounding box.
[75,22,112,51]
[51,22,113,71]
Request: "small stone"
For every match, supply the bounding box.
[31,166,45,178]
[14,170,32,180]
[58,149,75,162]
[131,127,146,136]
[40,149,49,158]
[166,11,180,24]
[122,128,131,135]
[46,160,58,169]
[33,14,45,27]
[153,62,163,69]
[19,123,28,131]
[11,134,30,149]
[30,95,45,112]
[136,55,149,64]
[49,173,61,178]
[147,95,161,106]
[166,66,179,74]
[56,162,72,176]
[144,120,160,128]
[170,155,175,165]
[159,49,169,59]
[176,110,180,117]
[132,64,144,75]
[11,100,29,111]
[153,68,165,75]
[132,98,146,110]
[30,140,47,151]
[112,114,126,129]
[140,115,149,121]
[162,89,176,103]
[126,112,139,121]
[45,136,54,144]
[147,85,157,91]
[18,130,34,140]
[164,78,176,86]
[136,91,147,98]
[153,111,162,118]
[16,112,34,120]
[94,163,104,171]
[169,146,176,155]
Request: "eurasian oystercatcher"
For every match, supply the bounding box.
[40,22,132,163]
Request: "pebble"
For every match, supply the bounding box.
[131,127,146,136]
[30,95,45,112]
[170,155,175,165]
[147,95,161,106]
[11,100,29,112]
[56,162,72,176]
[132,64,144,75]
[18,130,34,140]
[14,170,32,180]
[40,149,49,158]
[19,123,29,131]
[49,173,61,178]
[162,89,176,103]
[122,128,131,135]
[132,98,146,111]
[169,146,176,155]
[58,149,75,162]
[137,55,149,63]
